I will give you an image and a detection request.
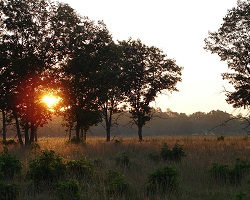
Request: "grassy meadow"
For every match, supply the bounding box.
[0,136,250,200]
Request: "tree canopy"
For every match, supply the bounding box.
[205,0,250,109]
[0,0,183,144]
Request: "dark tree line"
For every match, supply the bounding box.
[0,0,182,144]
[38,109,248,138]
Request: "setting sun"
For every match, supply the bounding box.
[42,95,60,109]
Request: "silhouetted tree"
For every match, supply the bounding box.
[0,0,63,145]
[205,0,250,109]
[58,8,114,142]
[96,43,125,142]
[119,39,182,141]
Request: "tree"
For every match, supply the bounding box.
[119,39,182,141]
[96,43,125,142]
[204,0,250,109]
[0,0,64,145]
[57,6,114,142]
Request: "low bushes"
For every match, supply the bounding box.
[209,158,250,185]
[0,147,21,180]
[147,165,179,195]
[148,143,186,162]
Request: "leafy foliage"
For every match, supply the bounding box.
[27,150,66,184]
[0,181,19,200]
[209,158,250,185]
[56,179,81,200]
[104,170,129,198]
[160,143,186,162]
[66,159,94,180]
[204,1,250,108]
[119,39,182,141]
[0,147,21,179]
[147,165,178,195]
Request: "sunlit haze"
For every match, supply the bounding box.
[59,0,242,115]
[42,95,60,109]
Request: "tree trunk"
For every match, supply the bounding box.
[104,104,113,142]
[30,122,35,143]
[75,120,80,142]
[138,125,143,142]
[1,109,6,141]
[24,123,30,146]
[83,129,87,141]
[80,128,83,139]
[13,111,23,146]
[106,125,111,142]
[68,127,72,140]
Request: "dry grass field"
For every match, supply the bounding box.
[1,136,250,200]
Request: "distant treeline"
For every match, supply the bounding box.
[40,109,248,138]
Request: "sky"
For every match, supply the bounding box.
[59,0,242,115]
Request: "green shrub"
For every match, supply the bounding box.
[0,147,22,179]
[148,151,161,163]
[67,159,94,180]
[27,150,66,184]
[115,152,130,167]
[230,158,250,185]
[56,179,81,200]
[147,165,178,195]
[209,163,230,183]
[209,158,250,185]
[172,144,186,161]
[105,170,129,198]
[0,181,19,200]
[234,192,247,200]
[160,143,172,161]
[160,143,186,162]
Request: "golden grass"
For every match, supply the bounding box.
[1,136,250,200]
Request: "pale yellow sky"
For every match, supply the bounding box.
[59,0,243,115]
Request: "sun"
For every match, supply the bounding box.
[42,95,60,109]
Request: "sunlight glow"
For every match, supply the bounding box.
[42,95,60,109]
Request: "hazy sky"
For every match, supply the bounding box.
[59,0,241,115]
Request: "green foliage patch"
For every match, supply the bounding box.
[160,143,186,162]
[27,150,66,184]
[209,158,250,185]
[104,170,130,198]
[66,159,94,180]
[55,179,81,200]
[0,181,19,200]
[0,147,21,180]
[147,165,179,195]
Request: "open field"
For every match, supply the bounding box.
[1,136,250,200]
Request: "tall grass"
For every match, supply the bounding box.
[1,136,250,200]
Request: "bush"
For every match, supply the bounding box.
[147,165,178,195]
[160,143,186,162]
[56,179,81,200]
[148,151,161,163]
[172,144,186,161]
[115,152,130,167]
[160,143,172,161]
[230,158,250,185]
[27,150,66,184]
[66,159,94,180]
[0,147,22,179]
[209,158,250,185]
[209,163,230,183]
[0,181,19,200]
[234,192,247,200]
[105,170,129,198]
